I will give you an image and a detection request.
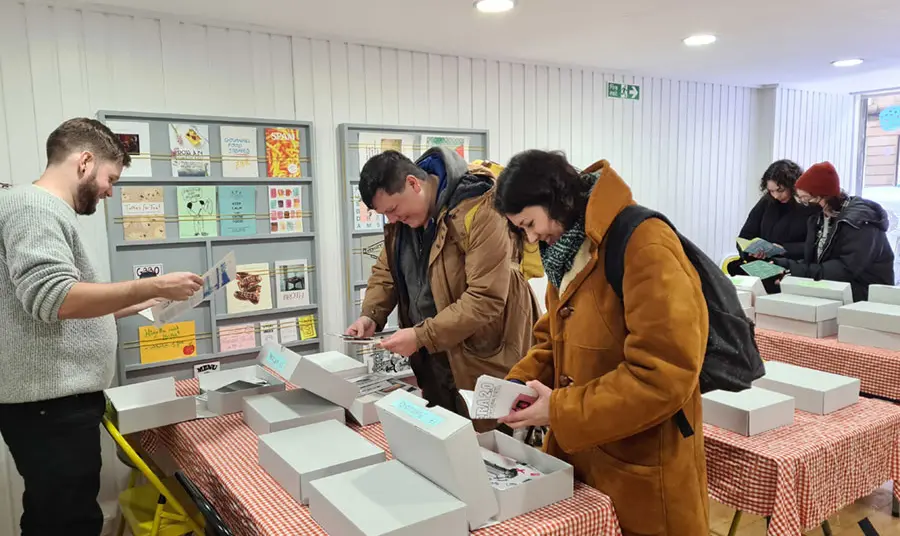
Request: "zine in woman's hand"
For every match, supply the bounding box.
[497,380,552,429]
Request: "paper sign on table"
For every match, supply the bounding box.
[151,251,237,327]
[138,321,198,364]
[299,315,317,340]
[470,375,538,419]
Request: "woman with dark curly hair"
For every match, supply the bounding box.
[738,159,820,260]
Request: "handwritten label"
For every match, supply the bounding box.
[137,321,197,364]
[263,349,288,374]
[390,398,444,427]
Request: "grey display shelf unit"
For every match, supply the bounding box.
[337,123,489,365]
[99,111,322,383]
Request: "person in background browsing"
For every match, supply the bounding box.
[493,150,709,536]
[772,161,894,302]
[345,149,539,423]
[736,159,820,264]
[0,118,203,536]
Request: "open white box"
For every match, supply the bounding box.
[729,276,766,304]
[295,351,420,425]
[198,349,285,415]
[779,276,853,305]
[476,430,574,522]
[755,294,841,322]
[752,361,859,415]
[256,342,305,383]
[308,459,469,536]
[702,387,794,436]
[869,284,900,306]
[105,377,197,434]
[838,324,900,351]
[243,388,345,435]
[258,420,385,505]
[838,301,900,335]
[755,313,838,338]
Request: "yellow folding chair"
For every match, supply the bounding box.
[102,415,205,536]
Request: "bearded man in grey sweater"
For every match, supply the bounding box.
[0,118,203,536]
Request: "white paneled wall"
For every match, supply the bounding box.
[0,3,857,534]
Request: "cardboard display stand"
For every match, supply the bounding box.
[243,388,345,435]
[702,387,795,436]
[257,420,385,504]
[105,377,197,434]
[752,361,859,415]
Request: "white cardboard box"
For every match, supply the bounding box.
[256,342,305,383]
[838,301,900,335]
[729,276,766,304]
[243,388,345,435]
[737,290,753,309]
[869,284,900,306]
[755,313,838,338]
[375,390,499,529]
[294,351,369,408]
[257,420,385,504]
[752,361,859,415]
[199,363,285,416]
[838,324,900,352]
[105,377,197,434]
[476,430,574,522]
[702,387,795,436]
[743,306,755,320]
[779,276,853,305]
[308,459,469,536]
[755,294,841,322]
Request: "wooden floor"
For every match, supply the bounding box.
[709,482,900,535]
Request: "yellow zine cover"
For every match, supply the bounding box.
[138,321,198,364]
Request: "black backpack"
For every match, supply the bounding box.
[604,205,766,438]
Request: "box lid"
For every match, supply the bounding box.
[105,377,178,410]
[702,387,794,411]
[729,275,766,296]
[302,351,368,378]
[780,276,853,305]
[294,352,367,408]
[756,361,859,391]
[755,293,841,321]
[375,390,499,529]
[245,389,339,422]
[259,420,383,473]
[257,343,304,381]
[869,284,900,306]
[838,300,900,330]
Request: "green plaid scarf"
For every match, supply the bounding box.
[539,173,598,289]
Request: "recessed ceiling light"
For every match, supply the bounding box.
[831,58,864,67]
[474,0,516,13]
[683,34,717,47]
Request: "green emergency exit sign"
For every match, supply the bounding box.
[607,82,641,101]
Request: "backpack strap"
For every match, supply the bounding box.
[603,204,695,439]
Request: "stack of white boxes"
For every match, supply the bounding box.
[729,275,766,305]
[753,276,852,338]
[702,362,860,436]
[736,290,754,321]
[837,284,900,351]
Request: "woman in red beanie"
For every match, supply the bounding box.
[772,161,894,301]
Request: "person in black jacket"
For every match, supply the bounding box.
[772,161,894,302]
[738,159,820,260]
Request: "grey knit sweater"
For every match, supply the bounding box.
[0,185,117,403]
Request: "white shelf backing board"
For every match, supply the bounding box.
[337,124,489,368]
[99,111,323,384]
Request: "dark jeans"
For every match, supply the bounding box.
[0,391,105,536]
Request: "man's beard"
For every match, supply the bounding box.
[75,169,101,216]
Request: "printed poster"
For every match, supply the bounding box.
[353,184,382,232]
[356,132,417,166]
[121,187,166,241]
[268,185,303,234]
[219,323,256,352]
[420,134,469,161]
[177,186,218,238]
[107,121,152,177]
[150,251,237,327]
[138,321,197,364]
[169,123,210,177]
[218,186,257,237]
[226,263,273,314]
[265,128,301,178]
[274,259,310,308]
[220,126,259,177]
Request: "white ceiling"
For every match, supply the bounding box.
[71,0,900,90]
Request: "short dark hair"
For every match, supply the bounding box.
[824,191,849,213]
[493,150,590,230]
[759,159,803,195]
[358,151,427,208]
[46,118,131,168]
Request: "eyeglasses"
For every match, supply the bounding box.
[795,194,821,206]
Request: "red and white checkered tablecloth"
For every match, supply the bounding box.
[704,397,900,536]
[756,328,900,402]
[141,379,621,536]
